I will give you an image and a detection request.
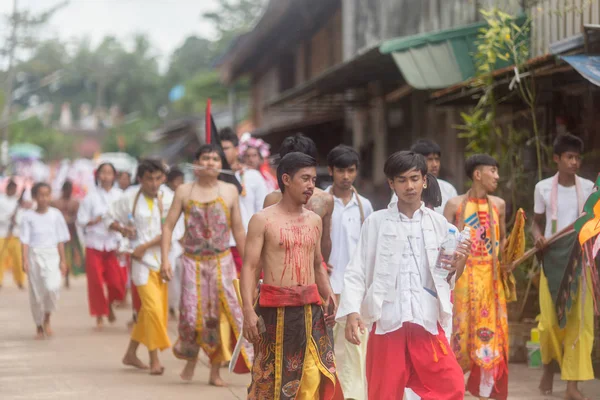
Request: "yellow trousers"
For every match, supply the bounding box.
[297,335,322,399]
[131,270,171,352]
[538,269,594,381]
[0,237,25,287]
[211,302,234,364]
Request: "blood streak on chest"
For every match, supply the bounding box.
[279,224,316,284]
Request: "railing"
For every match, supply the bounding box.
[531,0,600,56]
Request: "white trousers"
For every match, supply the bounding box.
[334,319,369,400]
[168,256,182,310]
[27,247,61,326]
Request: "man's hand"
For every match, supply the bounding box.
[121,226,137,239]
[59,260,68,276]
[131,244,147,261]
[444,238,472,276]
[534,235,547,250]
[23,261,30,274]
[242,307,260,343]
[323,294,337,327]
[326,263,334,276]
[88,215,103,226]
[502,262,516,272]
[160,260,173,282]
[345,312,366,345]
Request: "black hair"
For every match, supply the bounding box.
[465,154,499,179]
[384,151,428,179]
[136,158,166,180]
[31,182,51,198]
[277,152,317,193]
[327,145,360,169]
[553,134,584,156]
[279,133,318,160]
[62,180,73,192]
[219,127,239,147]
[422,173,442,209]
[194,143,226,162]
[6,179,17,190]
[95,162,117,186]
[411,139,442,157]
[167,167,184,183]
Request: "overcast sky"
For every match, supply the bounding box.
[1,0,219,65]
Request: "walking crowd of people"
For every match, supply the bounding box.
[0,130,596,400]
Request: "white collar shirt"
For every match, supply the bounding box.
[376,203,440,336]
[325,186,374,294]
[77,187,123,251]
[0,194,21,237]
[229,169,268,247]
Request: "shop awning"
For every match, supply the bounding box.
[380,16,528,90]
[561,55,600,86]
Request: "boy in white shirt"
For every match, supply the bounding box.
[337,151,470,400]
[532,134,595,400]
[0,180,25,289]
[325,145,373,399]
[107,159,173,376]
[21,182,71,339]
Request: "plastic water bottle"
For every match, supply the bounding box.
[458,226,472,248]
[434,228,458,278]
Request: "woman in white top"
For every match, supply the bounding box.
[21,182,70,339]
[77,163,124,329]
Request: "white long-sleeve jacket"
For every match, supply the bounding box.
[336,201,457,335]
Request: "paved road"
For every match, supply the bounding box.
[1,274,599,399]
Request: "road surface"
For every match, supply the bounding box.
[1,275,599,399]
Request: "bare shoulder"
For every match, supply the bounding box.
[308,189,333,218]
[446,194,464,208]
[304,208,322,227]
[489,195,506,209]
[176,182,194,201]
[264,190,282,207]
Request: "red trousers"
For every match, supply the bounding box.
[85,248,125,317]
[366,322,464,400]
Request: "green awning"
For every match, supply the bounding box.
[380,16,527,90]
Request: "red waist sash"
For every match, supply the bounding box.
[259,284,322,308]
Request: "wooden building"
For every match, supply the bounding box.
[217,0,529,206]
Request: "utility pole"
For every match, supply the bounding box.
[1,0,19,167]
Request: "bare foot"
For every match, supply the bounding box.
[43,323,53,337]
[539,367,554,395]
[108,305,116,323]
[95,317,104,331]
[150,364,165,376]
[180,360,197,381]
[122,354,149,370]
[17,284,24,290]
[566,383,590,400]
[34,328,45,340]
[209,377,227,387]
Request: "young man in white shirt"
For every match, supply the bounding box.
[0,180,25,289]
[107,159,173,376]
[391,140,458,215]
[532,134,595,400]
[77,163,125,329]
[337,151,470,400]
[220,128,268,275]
[325,145,373,400]
[21,183,70,339]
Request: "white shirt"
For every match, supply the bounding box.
[0,194,21,237]
[20,207,70,248]
[336,202,456,337]
[229,169,268,247]
[391,178,458,215]
[105,188,174,286]
[325,187,374,294]
[534,176,595,238]
[377,206,439,335]
[77,187,123,251]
